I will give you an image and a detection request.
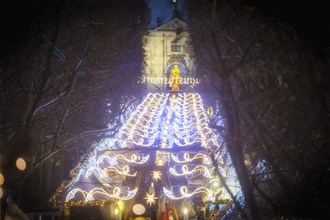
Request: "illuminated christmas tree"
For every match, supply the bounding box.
[50,93,240,219]
[51,16,240,220]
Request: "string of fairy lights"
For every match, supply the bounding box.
[50,93,233,207]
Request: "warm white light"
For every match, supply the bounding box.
[0,173,4,185]
[183,207,188,215]
[132,204,146,215]
[114,208,119,215]
[66,187,138,202]
[0,186,3,198]
[144,192,158,206]
[209,178,221,190]
[58,93,232,206]
[117,200,124,211]
[152,171,162,181]
[16,157,26,171]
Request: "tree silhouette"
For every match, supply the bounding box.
[186,0,330,219]
[1,0,150,214]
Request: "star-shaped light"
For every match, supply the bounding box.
[144,192,158,206]
[156,157,165,166]
[152,171,162,181]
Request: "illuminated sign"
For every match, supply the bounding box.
[139,75,200,87]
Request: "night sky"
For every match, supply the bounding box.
[1,0,329,58]
[245,0,330,52]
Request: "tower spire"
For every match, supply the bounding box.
[171,0,180,19]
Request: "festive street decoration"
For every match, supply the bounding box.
[50,93,238,216]
[144,192,158,206]
[152,171,162,181]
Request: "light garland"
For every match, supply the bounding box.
[116,93,168,148]
[52,93,234,207]
[86,165,136,178]
[169,165,214,178]
[170,153,208,163]
[163,186,221,200]
[96,154,150,166]
[105,165,137,177]
[66,187,138,202]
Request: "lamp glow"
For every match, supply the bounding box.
[16,157,26,171]
[183,207,188,215]
[0,173,4,185]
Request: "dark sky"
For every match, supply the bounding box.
[245,0,330,50]
[1,0,329,53]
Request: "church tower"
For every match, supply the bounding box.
[141,17,198,92]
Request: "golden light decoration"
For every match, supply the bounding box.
[144,192,158,206]
[117,93,168,148]
[171,153,208,163]
[152,171,162,181]
[206,107,214,116]
[16,157,27,171]
[117,200,124,211]
[97,154,150,166]
[163,186,221,200]
[66,187,138,202]
[155,151,168,166]
[57,92,231,207]
[183,207,188,215]
[169,165,214,178]
[0,173,4,185]
[209,178,221,191]
[86,165,137,179]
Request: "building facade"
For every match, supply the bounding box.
[142,18,198,92]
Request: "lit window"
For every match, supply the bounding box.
[171,42,181,52]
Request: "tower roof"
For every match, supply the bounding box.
[154,18,188,32]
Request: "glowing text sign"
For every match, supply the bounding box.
[139,75,200,87]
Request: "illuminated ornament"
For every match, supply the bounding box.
[144,192,158,206]
[163,186,221,200]
[206,107,214,116]
[0,187,3,199]
[152,171,162,181]
[133,204,146,215]
[156,158,165,166]
[171,153,208,163]
[66,187,138,202]
[16,157,26,171]
[106,165,137,177]
[155,151,168,166]
[97,154,150,166]
[183,207,188,215]
[117,93,168,148]
[54,92,235,207]
[169,165,214,178]
[117,200,124,211]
